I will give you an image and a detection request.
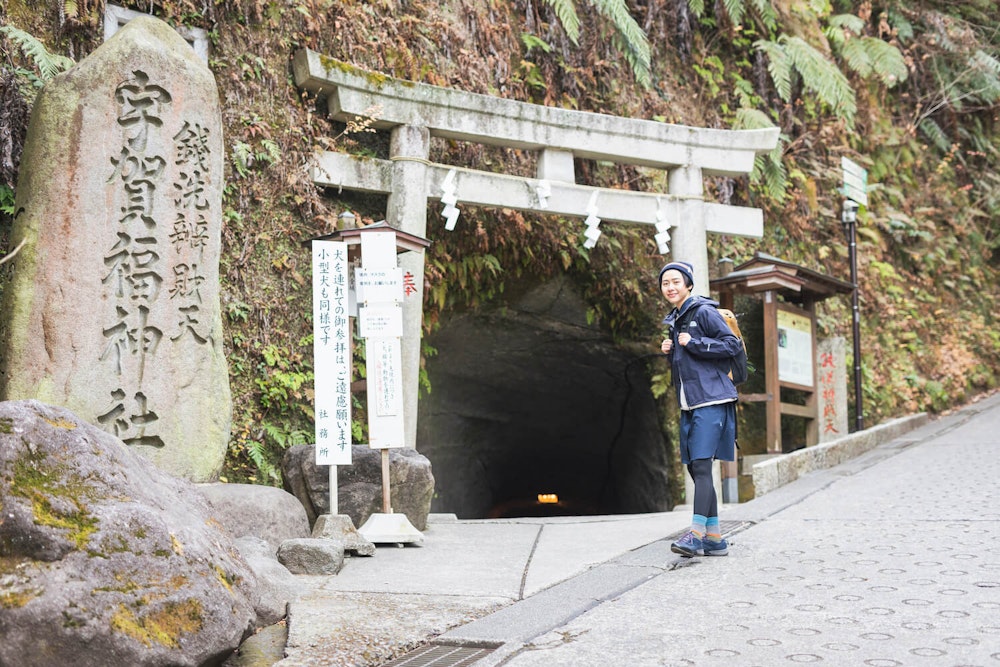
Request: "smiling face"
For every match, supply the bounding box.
[660,269,692,308]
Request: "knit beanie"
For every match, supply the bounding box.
[657,261,695,288]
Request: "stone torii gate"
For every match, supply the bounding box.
[294,49,780,449]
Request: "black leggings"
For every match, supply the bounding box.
[687,458,718,518]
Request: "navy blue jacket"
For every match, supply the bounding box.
[662,296,742,408]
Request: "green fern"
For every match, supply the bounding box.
[232,141,253,178]
[748,0,778,31]
[968,49,1000,103]
[542,0,651,89]
[886,7,914,42]
[756,35,857,128]
[543,0,582,44]
[0,25,74,82]
[734,108,788,202]
[826,13,866,40]
[918,118,951,153]
[733,107,776,130]
[784,36,856,124]
[755,39,793,101]
[756,145,789,202]
[721,0,745,26]
[825,14,908,88]
[732,77,759,108]
[521,32,554,53]
[841,37,909,87]
[958,116,996,156]
[690,0,777,31]
[592,0,652,89]
[247,434,281,483]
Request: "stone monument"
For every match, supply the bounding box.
[0,16,230,481]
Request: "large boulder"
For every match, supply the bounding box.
[282,445,434,530]
[198,483,310,553]
[232,537,302,626]
[0,400,256,667]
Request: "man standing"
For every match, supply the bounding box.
[658,261,742,557]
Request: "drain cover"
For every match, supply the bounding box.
[380,644,494,667]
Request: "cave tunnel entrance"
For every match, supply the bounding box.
[416,278,677,519]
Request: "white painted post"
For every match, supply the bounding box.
[329,464,338,515]
[386,125,430,450]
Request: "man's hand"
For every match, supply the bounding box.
[678,332,692,346]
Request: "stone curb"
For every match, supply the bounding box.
[750,412,930,497]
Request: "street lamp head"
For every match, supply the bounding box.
[841,200,859,225]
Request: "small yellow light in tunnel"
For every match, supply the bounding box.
[537,493,559,504]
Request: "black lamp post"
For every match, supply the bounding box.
[842,199,864,431]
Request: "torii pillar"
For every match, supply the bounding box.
[669,165,708,295]
[385,125,431,449]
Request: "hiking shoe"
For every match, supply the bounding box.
[670,531,704,557]
[703,538,729,556]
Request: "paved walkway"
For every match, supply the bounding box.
[275,391,1000,667]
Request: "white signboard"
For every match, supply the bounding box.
[777,307,814,388]
[359,305,403,339]
[312,241,352,465]
[355,267,404,304]
[360,231,398,268]
[365,337,405,448]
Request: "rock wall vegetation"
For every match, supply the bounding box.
[1,0,998,487]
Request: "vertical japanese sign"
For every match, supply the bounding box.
[818,350,839,436]
[358,232,405,449]
[313,240,352,465]
[816,337,848,442]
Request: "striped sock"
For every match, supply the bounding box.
[705,516,722,543]
[691,514,708,538]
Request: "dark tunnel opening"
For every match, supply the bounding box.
[416,279,677,519]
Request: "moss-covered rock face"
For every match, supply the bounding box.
[10,454,99,555]
[0,399,257,667]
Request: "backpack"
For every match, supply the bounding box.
[677,304,749,385]
[716,307,749,385]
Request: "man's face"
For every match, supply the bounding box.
[660,269,691,308]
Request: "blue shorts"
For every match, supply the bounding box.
[679,402,736,464]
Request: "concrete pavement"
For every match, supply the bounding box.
[274,391,1000,667]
